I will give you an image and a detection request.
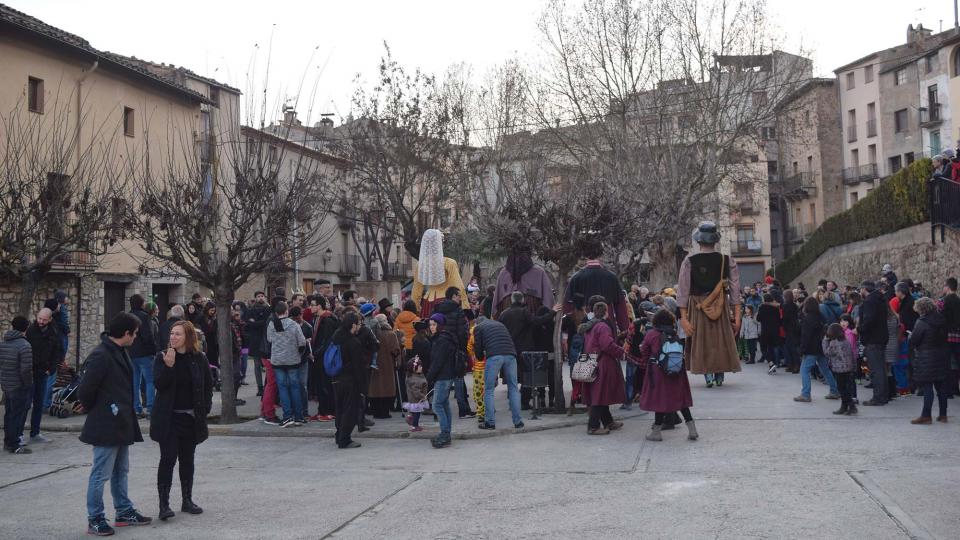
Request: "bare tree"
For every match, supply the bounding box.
[534,0,811,280]
[331,45,474,259]
[0,91,121,316]
[120,100,337,422]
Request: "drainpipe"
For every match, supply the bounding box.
[76,59,99,168]
[75,274,82,369]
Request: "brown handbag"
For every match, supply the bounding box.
[696,254,728,321]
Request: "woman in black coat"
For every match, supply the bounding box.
[331,312,365,449]
[908,298,949,424]
[756,294,783,374]
[151,321,213,521]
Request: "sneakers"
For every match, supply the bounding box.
[310,414,334,422]
[431,436,452,448]
[459,411,477,419]
[478,422,496,430]
[767,363,777,375]
[30,433,51,443]
[338,441,361,449]
[824,393,840,400]
[8,445,31,454]
[260,416,280,426]
[715,378,723,387]
[793,395,811,403]
[910,417,932,425]
[645,425,662,441]
[280,418,296,428]
[409,426,424,432]
[114,510,152,527]
[705,380,714,388]
[514,422,525,429]
[861,399,885,406]
[87,517,114,536]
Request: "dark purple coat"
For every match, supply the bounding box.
[638,328,693,413]
[581,321,626,406]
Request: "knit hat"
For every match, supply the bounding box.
[54,290,67,303]
[360,303,377,317]
[860,280,877,293]
[942,148,956,159]
[429,313,446,326]
[881,264,893,274]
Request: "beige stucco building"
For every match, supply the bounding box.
[0,4,238,359]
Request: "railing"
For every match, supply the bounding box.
[920,103,942,126]
[866,119,877,138]
[730,239,762,255]
[782,172,817,200]
[930,176,960,244]
[847,125,857,143]
[24,250,98,271]
[842,163,879,185]
[338,254,360,276]
[383,261,412,280]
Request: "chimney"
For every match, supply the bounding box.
[313,116,335,138]
[282,105,300,126]
[907,23,933,45]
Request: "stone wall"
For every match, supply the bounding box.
[790,223,960,288]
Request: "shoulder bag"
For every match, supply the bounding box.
[696,254,728,321]
[571,353,599,383]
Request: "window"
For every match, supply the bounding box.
[954,47,960,77]
[792,161,798,174]
[846,72,855,90]
[851,149,859,169]
[752,91,768,108]
[807,156,813,172]
[268,145,278,163]
[209,86,220,106]
[28,77,44,113]
[809,203,816,224]
[894,68,907,86]
[894,108,908,133]
[864,64,874,83]
[760,126,776,140]
[905,152,915,165]
[931,130,941,157]
[850,192,859,207]
[123,107,135,137]
[868,144,877,165]
[925,54,935,74]
[889,155,903,173]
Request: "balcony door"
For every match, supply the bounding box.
[930,130,941,157]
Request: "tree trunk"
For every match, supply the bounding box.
[17,268,43,317]
[215,292,238,423]
[551,264,571,412]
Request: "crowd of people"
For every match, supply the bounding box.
[2,225,959,535]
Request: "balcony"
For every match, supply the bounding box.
[730,239,762,256]
[847,125,857,143]
[338,254,360,276]
[866,119,877,138]
[782,172,817,201]
[842,163,879,185]
[736,200,759,216]
[383,261,412,280]
[920,103,943,127]
[25,250,98,272]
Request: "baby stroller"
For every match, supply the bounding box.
[49,364,84,418]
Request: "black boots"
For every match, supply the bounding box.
[180,479,203,515]
[158,484,175,521]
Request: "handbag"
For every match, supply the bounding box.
[696,254,728,321]
[571,353,599,383]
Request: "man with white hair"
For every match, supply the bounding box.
[25,307,63,444]
[159,305,185,350]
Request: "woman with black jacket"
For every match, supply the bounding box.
[795,297,839,402]
[426,313,459,448]
[781,290,802,373]
[756,294,783,374]
[151,321,213,522]
[908,298,950,424]
[331,312,364,449]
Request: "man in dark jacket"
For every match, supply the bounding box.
[859,281,890,406]
[497,291,557,409]
[78,313,152,535]
[245,292,271,396]
[310,296,339,418]
[942,278,960,396]
[895,282,918,331]
[1,316,33,454]
[425,313,458,448]
[127,294,157,418]
[473,316,524,430]
[432,286,475,418]
[25,308,62,443]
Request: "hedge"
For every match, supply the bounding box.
[774,158,933,285]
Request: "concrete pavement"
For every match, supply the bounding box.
[1,361,958,539]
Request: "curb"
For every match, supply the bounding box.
[29,411,650,440]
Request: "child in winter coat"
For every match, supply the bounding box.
[739,305,761,364]
[823,323,857,415]
[403,356,429,432]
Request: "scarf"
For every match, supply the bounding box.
[417,229,446,286]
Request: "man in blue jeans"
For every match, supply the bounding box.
[78,312,152,536]
[25,307,63,444]
[795,354,839,401]
[127,294,158,418]
[471,317,524,430]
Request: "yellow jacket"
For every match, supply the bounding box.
[411,257,469,310]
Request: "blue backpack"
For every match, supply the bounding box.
[657,331,685,375]
[323,343,343,377]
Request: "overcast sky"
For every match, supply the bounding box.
[6,0,956,125]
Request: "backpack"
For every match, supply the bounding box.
[323,342,343,377]
[657,331,685,375]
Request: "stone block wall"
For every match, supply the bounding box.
[790,223,960,289]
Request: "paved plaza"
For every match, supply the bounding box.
[1,362,958,539]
